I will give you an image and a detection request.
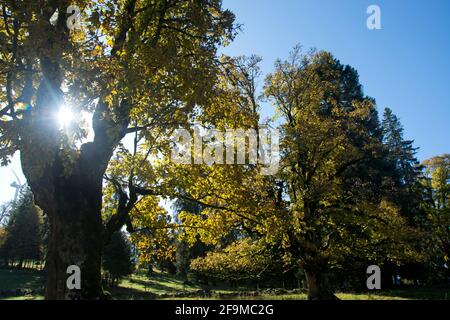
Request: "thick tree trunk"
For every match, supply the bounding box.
[17,5,127,299]
[30,150,107,299]
[21,127,114,299]
[45,184,104,299]
[304,269,338,300]
[20,100,127,299]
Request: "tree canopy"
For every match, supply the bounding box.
[0,0,447,301]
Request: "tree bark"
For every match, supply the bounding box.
[22,143,106,298]
[304,269,338,300]
[13,1,130,299]
[44,179,104,299]
[20,96,127,299]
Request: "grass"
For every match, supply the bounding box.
[0,268,46,300]
[1,267,449,300]
[2,295,44,300]
[109,271,203,299]
[111,269,450,300]
[120,272,203,294]
[109,269,256,299]
[339,287,450,300]
[166,288,450,300]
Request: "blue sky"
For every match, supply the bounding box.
[0,0,449,205]
[221,0,450,160]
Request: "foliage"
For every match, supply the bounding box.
[172,197,208,279]
[381,107,424,223]
[190,239,277,281]
[128,196,175,266]
[0,0,447,300]
[102,231,135,286]
[175,48,423,299]
[420,154,450,281]
[0,189,44,266]
[0,0,238,298]
[423,154,450,210]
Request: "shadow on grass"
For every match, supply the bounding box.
[128,273,202,292]
[0,268,45,299]
[129,278,187,293]
[108,285,157,300]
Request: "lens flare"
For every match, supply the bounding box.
[57,106,74,127]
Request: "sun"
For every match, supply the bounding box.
[57,106,74,127]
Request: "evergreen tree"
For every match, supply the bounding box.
[177,49,421,299]
[175,239,190,280]
[263,49,420,299]
[173,197,209,280]
[381,108,424,222]
[0,188,43,268]
[0,203,10,227]
[382,108,422,187]
[102,231,135,286]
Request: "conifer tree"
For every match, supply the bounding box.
[0,189,43,268]
[102,231,135,286]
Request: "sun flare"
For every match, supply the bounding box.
[57,106,74,127]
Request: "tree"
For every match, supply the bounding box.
[102,231,135,287]
[190,239,276,282]
[382,108,421,187]
[0,203,10,227]
[423,154,450,210]
[127,196,176,272]
[0,188,43,268]
[378,108,426,284]
[172,197,205,280]
[100,53,265,279]
[232,47,420,299]
[0,0,236,299]
[0,226,7,267]
[421,154,450,281]
[381,108,423,221]
[166,48,421,299]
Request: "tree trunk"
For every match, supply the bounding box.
[17,9,127,299]
[45,185,104,299]
[19,72,127,299]
[21,132,113,299]
[305,269,338,300]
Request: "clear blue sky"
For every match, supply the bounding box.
[0,0,449,205]
[221,0,450,160]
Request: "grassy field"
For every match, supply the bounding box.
[0,269,45,300]
[1,268,449,300]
